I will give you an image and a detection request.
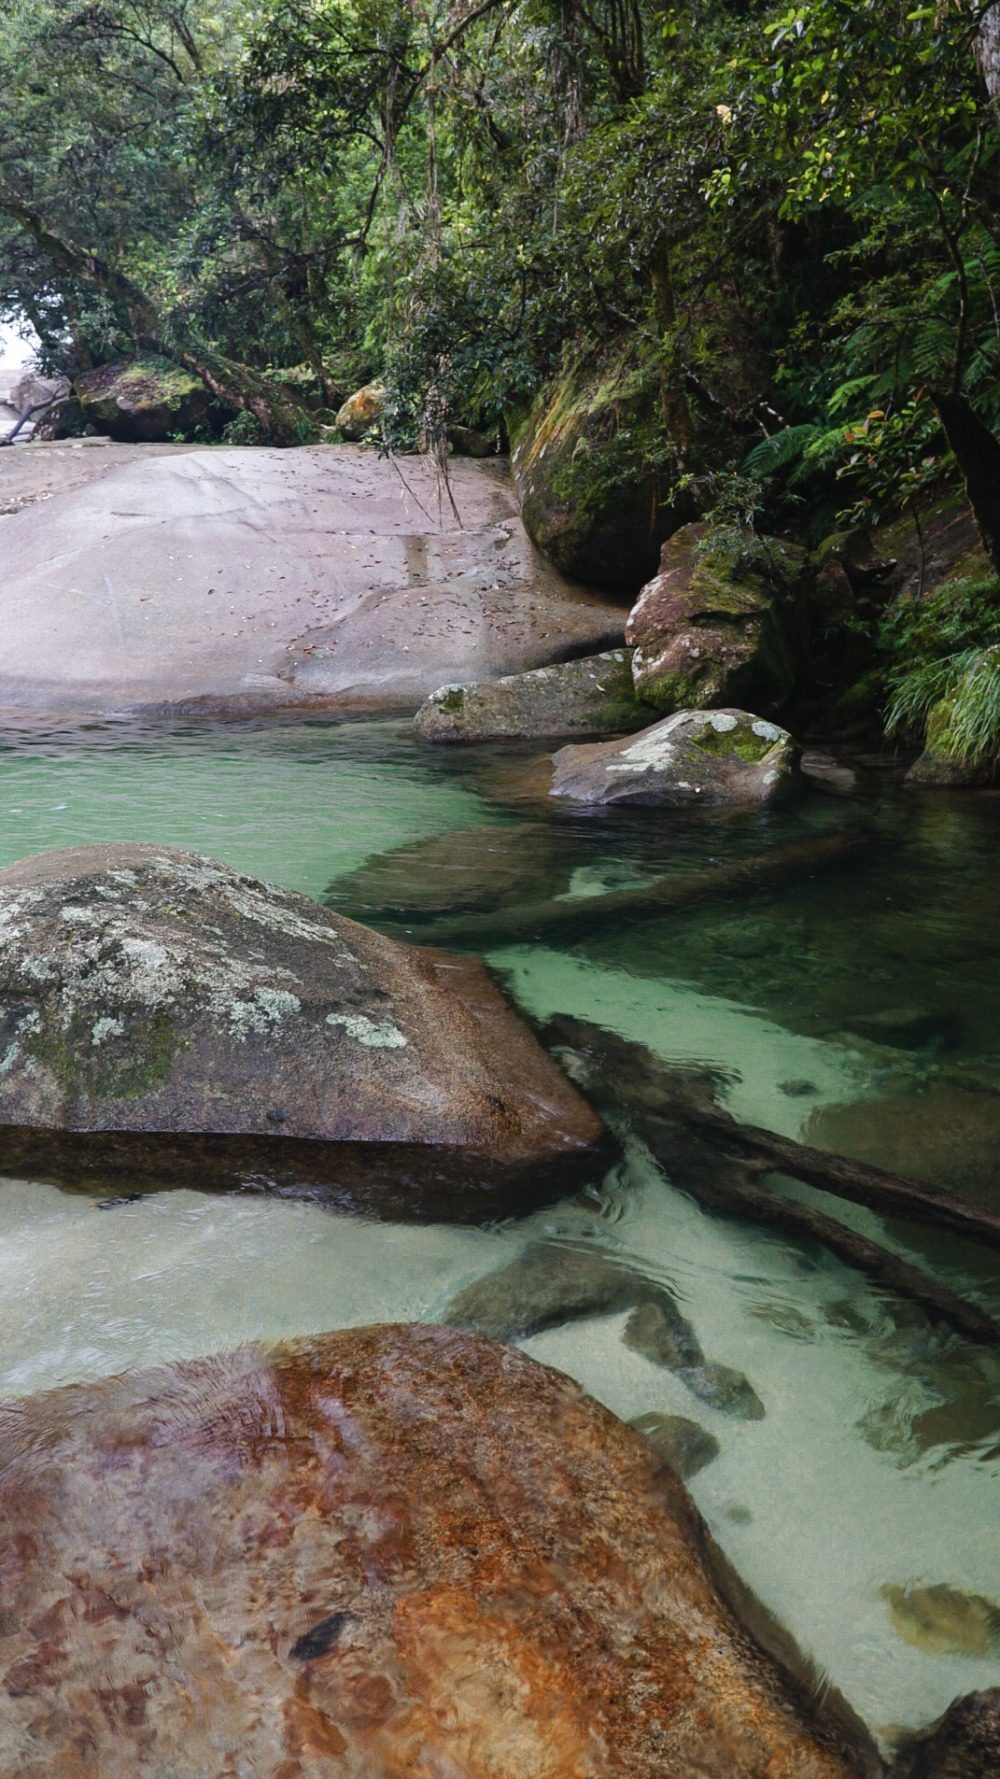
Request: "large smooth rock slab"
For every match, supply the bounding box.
[626,523,805,715]
[413,648,653,742]
[0,1324,875,1779]
[0,445,625,718]
[549,708,803,806]
[0,844,602,1213]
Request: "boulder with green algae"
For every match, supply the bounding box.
[510,346,692,593]
[335,379,386,439]
[908,698,995,787]
[0,843,603,1213]
[626,523,806,715]
[548,707,803,807]
[413,649,652,743]
[75,355,211,442]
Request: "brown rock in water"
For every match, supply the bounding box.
[0,1324,875,1778]
[0,844,602,1213]
[549,708,802,807]
[890,1688,1000,1779]
[806,1084,1000,1208]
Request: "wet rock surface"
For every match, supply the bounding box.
[0,844,602,1210]
[0,1323,873,1779]
[548,707,802,806]
[413,649,652,742]
[629,1409,721,1480]
[806,1083,1000,1208]
[626,524,805,715]
[890,1688,1000,1779]
[0,445,624,718]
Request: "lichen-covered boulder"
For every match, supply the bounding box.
[510,346,692,592]
[626,523,806,715]
[413,649,651,743]
[0,844,602,1211]
[336,380,386,439]
[549,707,803,806]
[0,1323,876,1779]
[75,355,210,442]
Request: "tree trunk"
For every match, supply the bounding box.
[0,178,306,444]
[975,1,1000,121]
[649,233,696,462]
[931,388,1000,575]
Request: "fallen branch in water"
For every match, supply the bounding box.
[424,827,873,947]
[546,1015,1000,1348]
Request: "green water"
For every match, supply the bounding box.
[0,717,999,1739]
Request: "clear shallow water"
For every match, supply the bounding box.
[0,717,999,1737]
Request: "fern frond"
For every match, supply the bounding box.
[742,424,822,479]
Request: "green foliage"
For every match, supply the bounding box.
[884,575,1000,760]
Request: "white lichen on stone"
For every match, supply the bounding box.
[751,718,784,743]
[0,1042,20,1075]
[59,905,99,925]
[91,1016,125,1046]
[326,1012,407,1048]
[706,712,738,733]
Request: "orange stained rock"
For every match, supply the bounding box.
[0,1325,876,1779]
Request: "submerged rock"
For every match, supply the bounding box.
[0,1324,875,1779]
[413,649,648,743]
[806,1084,1000,1207]
[626,523,806,715]
[0,844,603,1213]
[629,1409,721,1480]
[75,355,211,442]
[890,1687,1000,1779]
[442,1238,765,1419]
[549,707,802,806]
[882,1583,1000,1659]
[328,822,569,920]
[624,1301,766,1419]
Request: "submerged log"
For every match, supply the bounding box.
[425,827,873,947]
[546,1015,1000,1349]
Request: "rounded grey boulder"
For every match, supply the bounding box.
[548,708,803,806]
[0,844,603,1213]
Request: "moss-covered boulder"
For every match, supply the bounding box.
[75,355,211,442]
[907,697,996,787]
[336,380,386,439]
[626,523,806,716]
[510,345,692,593]
[0,843,603,1212]
[413,649,653,743]
[548,707,802,806]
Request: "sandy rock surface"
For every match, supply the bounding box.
[0,843,602,1213]
[0,1323,873,1779]
[0,444,625,718]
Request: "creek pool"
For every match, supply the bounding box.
[0,715,998,1740]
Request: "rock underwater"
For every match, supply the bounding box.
[0,1323,881,1779]
[0,844,603,1215]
